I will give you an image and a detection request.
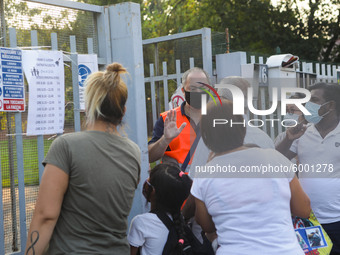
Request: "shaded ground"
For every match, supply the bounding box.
[2,185,39,254]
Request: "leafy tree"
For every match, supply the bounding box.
[274,0,340,62]
[154,0,339,62]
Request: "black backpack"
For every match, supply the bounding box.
[152,210,214,255]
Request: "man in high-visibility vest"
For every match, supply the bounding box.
[148,67,210,173]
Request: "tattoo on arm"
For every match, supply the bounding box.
[26,231,39,255]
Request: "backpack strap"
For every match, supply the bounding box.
[151,210,174,230]
[150,210,178,255]
[181,127,201,172]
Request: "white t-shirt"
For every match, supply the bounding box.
[128,212,169,255]
[191,148,304,255]
[244,125,275,149]
[190,125,274,177]
[290,121,340,224]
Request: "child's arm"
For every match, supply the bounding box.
[194,197,216,233]
[182,194,195,221]
[128,215,144,255]
[130,246,139,255]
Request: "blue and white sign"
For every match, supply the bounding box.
[0,47,25,111]
[78,54,98,110]
[78,64,92,87]
[2,60,22,73]
[3,86,24,98]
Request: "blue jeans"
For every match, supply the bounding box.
[322,221,340,255]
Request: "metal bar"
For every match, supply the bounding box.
[260,88,267,134]
[189,57,194,69]
[10,27,27,254]
[150,64,157,127]
[277,103,283,134]
[108,3,149,220]
[154,43,161,114]
[0,126,4,255]
[327,64,331,82]
[259,56,264,64]
[321,64,326,80]
[8,27,19,253]
[143,28,207,45]
[163,62,169,111]
[246,110,250,123]
[87,38,94,54]
[269,112,275,140]
[302,72,306,89]
[307,63,313,74]
[31,30,45,182]
[6,111,18,252]
[37,135,44,182]
[70,35,81,132]
[15,110,27,254]
[302,62,307,72]
[154,44,159,75]
[201,28,212,77]
[51,33,64,139]
[58,55,105,64]
[316,63,320,82]
[176,60,181,88]
[96,7,111,65]
[30,30,38,46]
[97,58,107,65]
[26,0,103,13]
[301,62,307,88]
[332,65,337,79]
[51,33,58,51]
[332,65,339,83]
[1,0,7,47]
[144,73,184,83]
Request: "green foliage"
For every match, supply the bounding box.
[138,0,339,62]
[277,0,340,62]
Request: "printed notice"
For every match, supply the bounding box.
[78,54,98,110]
[22,50,65,136]
[0,47,25,112]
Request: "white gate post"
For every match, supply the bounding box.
[108,3,149,220]
[202,28,213,78]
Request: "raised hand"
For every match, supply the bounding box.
[163,109,187,143]
[286,123,307,141]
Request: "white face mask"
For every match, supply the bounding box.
[304,101,330,124]
[283,113,300,126]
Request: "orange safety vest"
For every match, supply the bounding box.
[160,106,197,165]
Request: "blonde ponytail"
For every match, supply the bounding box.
[84,62,128,127]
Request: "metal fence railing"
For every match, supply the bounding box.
[0,1,104,253]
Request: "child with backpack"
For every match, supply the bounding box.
[128,164,196,255]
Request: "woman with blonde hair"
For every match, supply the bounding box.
[25,63,141,255]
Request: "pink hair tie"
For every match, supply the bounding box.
[179,171,184,177]
[178,239,184,244]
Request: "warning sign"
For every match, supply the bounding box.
[0,47,25,112]
[3,99,25,111]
